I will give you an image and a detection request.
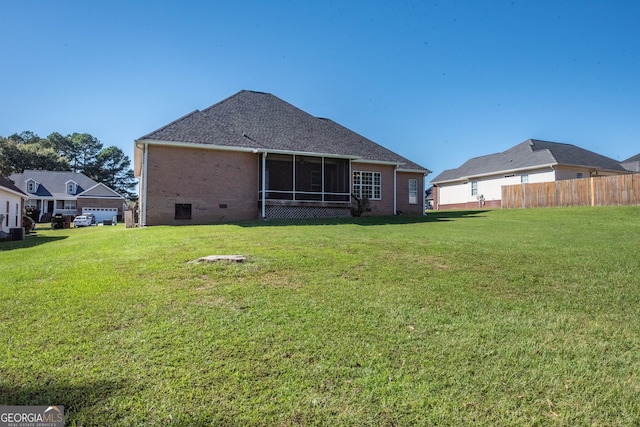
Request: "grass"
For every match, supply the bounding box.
[1,207,639,426]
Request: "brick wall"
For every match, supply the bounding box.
[145,145,260,225]
[352,163,395,216]
[395,171,425,215]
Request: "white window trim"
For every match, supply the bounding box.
[26,179,38,193]
[353,171,382,200]
[408,179,418,204]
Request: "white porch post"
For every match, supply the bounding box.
[261,152,267,219]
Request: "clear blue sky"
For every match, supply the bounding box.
[2,1,639,181]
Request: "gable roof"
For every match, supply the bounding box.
[78,183,124,198]
[9,170,123,199]
[622,153,640,172]
[0,176,28,198]
[431,139,628,183]
[137,90,430,173]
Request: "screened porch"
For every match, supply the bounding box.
[259,154,351,203]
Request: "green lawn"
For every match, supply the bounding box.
[2,207,640,426]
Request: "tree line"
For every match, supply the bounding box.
[0,131,137,200]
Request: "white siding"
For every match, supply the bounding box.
[437,168,556,206]
[0,190,23,233]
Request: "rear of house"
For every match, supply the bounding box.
[135,90,430,225]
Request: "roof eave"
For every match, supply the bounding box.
[432,163,557,184]
[136,138,362,160]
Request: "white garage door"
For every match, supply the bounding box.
[82,207,118,224]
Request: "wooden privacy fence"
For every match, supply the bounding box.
[502,174,640,208]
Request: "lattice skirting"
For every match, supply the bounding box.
[265,205,351,219]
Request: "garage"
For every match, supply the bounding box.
[82,207,118,224]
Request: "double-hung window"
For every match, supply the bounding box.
[353,171,381,200]
[408,179,418,204]
[471,180,478,196]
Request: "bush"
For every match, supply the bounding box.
[51,214,65,229]
[22,216,34,234]
[350,194,370,217]
[25,206,40,223]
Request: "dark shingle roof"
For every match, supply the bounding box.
[138,90,429,173]
[0,176,27,196]
[623,153,640,163]
[432,139,628,183]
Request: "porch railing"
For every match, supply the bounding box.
[260,190,351,203]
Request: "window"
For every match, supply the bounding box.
[175,204,192,220]
[577,172,584,179]
[67,182,76,194]
[521,174,529,183]
[408,179,418,204]
[5,201,8,227]
[353,171,381,200]
[27,181,36,193]
[56,200,76,210]
[471,180,478,196]
[15,203,19,227]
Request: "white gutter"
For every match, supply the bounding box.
[138,139,359,160]
[138,138,432,172]
[432,163,558,185]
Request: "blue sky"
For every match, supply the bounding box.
[2,1,639,181]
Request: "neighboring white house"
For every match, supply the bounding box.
[0,176,28,238]
[431,139,631,210]
[9,170,125,223]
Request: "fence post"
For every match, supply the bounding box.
[590,177,595,206]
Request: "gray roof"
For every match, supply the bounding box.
[432,139,628,183]
[622,153,640,172]
[0,176,27,197]
[138,90,430,173]
[9,170,105,199]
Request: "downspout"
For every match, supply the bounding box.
[393,165,398,215]
[142,143,148,226]
[422,174,427,216]
[261,152,267,219]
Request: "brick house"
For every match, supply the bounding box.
[134,90,430,225]
[9,170,126,223]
